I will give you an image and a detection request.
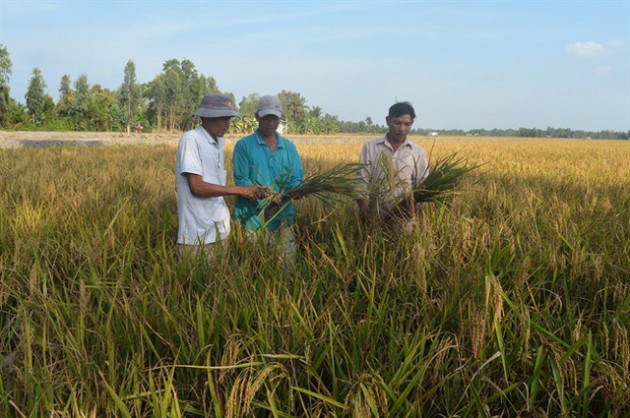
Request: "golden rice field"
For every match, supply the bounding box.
[0,135,628,417]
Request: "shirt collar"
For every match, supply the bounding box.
[376,136,411,149]
[378,135,411,150]
[255,130,284,148]
[196,125,221,145]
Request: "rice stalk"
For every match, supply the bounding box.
[414,152,480,204]
[262,163,362,207]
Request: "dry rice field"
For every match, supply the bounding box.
[0,131,628,417]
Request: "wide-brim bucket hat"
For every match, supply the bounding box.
[193,94,241,119]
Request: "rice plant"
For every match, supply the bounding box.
[0,137,628,417]
[263,163,362,205]
[411,152,481,204]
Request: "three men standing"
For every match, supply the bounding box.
[176,94,426,262]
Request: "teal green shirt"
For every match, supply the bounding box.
[233,130,303,231]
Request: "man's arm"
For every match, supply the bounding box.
[186,174,259,200]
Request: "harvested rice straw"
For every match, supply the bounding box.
[262,163,362,206]
[259,163,363,224]
[409,152,480,205]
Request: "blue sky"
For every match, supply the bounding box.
[1,0,628,131]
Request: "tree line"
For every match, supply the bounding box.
[414,127,629,140]
[0,44,380,135]
[0,45,627,139]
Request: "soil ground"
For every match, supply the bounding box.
[0,131,375,149]
[0,131,181,149]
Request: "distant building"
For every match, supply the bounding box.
[430,132,438,136]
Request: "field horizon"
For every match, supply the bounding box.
[2,129,625,150]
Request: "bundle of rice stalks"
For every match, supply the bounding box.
[410,153,480,205]
[261,163,362,208]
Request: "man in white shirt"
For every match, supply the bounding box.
[356,102,429,231]
[176,93,263,261]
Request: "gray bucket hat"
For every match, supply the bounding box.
[256,95,283,118]
[194,94,241,119]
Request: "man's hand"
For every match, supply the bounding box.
[253,186,273,199]
[268,191,283,205]
[239,186,266,201]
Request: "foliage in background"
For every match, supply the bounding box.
[144,58,221,133]
[118,60,143,136]
[228,115,257,135]
[24,68,54,125]
[0,44,627,138]
[55,74,73,117]
[0,44,13,128]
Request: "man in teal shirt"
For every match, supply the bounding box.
[233,95,304,262]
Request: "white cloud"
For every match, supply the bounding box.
[567,41,604,57]
[566,40,624,58]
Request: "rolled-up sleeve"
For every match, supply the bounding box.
[178,134,203,177]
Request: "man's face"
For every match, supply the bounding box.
[256,114,280,138]
[202,117,232,139]
[386,114,413,142]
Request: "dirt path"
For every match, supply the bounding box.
[0,130,183,148]
[0,131,373,149]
